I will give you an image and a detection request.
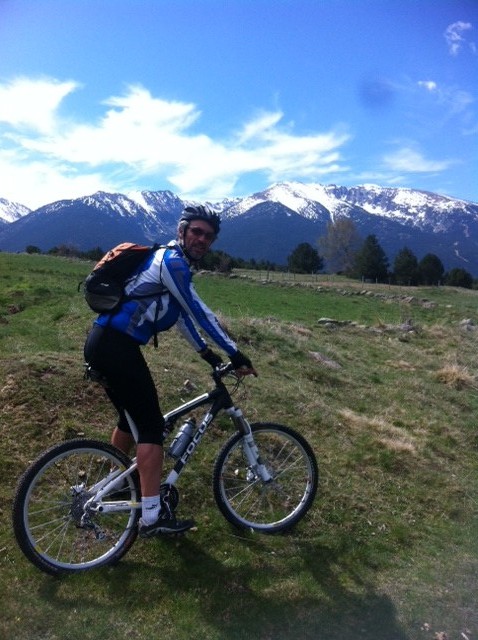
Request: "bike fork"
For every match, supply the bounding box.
[225,408,273,483]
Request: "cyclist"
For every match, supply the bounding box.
[84,205,257,537]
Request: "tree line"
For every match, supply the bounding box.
[254,219,475,288]
[24,219,476,289]
[288,219,476,289]
[24,243,277,272]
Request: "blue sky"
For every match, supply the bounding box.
[0,0,476,209]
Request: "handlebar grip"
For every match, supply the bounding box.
[211,362,234,382]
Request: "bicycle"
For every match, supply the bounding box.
[12,363,319,575]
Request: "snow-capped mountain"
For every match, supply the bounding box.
[224,182,347,220]
[223,181,474,229]
[0,191,184,252]
[0,182,477,275]
[0,198,31,225]
[326,183,473,231]
[215,182,478,273]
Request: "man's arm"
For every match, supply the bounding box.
[161,252,237,355]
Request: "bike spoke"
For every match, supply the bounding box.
[13,441,139,573]
[214,424,318,532]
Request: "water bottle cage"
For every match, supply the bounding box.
[167,419,196,459]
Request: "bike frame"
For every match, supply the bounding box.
[86,367,272,515]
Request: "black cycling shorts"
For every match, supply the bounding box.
[84,324,165,445]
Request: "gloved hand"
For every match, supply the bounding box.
[230,350,254,371]
[200,348,223,369]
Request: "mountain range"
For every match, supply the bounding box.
[1,182,477,275]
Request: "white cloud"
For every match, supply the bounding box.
[0,77,78,133]
[444,21,475,56]
[0,152,116,209]
[166,116,350,199]
[237,110,284,143]
[417,80,437,92]
[16,86,202,168]
[416,79,474,120]
[0,79,351,207]
[383,147,454,173]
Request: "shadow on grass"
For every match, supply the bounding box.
[36,536,410,640]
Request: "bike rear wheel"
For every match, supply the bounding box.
[213,422,318,533]
[12,439,140,575]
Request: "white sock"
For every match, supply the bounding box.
[141,495,161,525]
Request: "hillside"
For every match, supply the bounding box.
[0,252,477,640]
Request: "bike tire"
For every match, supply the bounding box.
[213,422,318,534]
[12,439,140,575]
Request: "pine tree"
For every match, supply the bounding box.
[353,234,389,281]
[393,247,419,285]
[288,243,323,274]
[418,253,444,285]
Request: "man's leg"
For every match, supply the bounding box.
[112,426,135,455]
[136,441,195,535]
[136,442,163,497]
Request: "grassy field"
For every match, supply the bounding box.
[0,252,477,640]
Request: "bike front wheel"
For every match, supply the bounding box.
[213,423,318,533]
[12,439,140,575]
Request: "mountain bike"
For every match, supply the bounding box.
[12,363,318,575]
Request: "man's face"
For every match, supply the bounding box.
[182,219,216,261]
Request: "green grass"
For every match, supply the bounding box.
[0,252,477,640]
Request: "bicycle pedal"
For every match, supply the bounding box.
[170,525,198,537]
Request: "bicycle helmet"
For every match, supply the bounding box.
[180,205,221,235]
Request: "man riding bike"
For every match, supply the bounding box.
[84,205,256,537]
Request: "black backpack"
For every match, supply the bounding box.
[81,242,161,314]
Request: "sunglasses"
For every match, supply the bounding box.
[188,226,216,242]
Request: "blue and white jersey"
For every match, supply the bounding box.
[95,242,237,355]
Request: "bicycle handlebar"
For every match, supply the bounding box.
[212,362,257,383]
[212,362,235,382]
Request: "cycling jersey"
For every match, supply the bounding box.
[95,241,237,356]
